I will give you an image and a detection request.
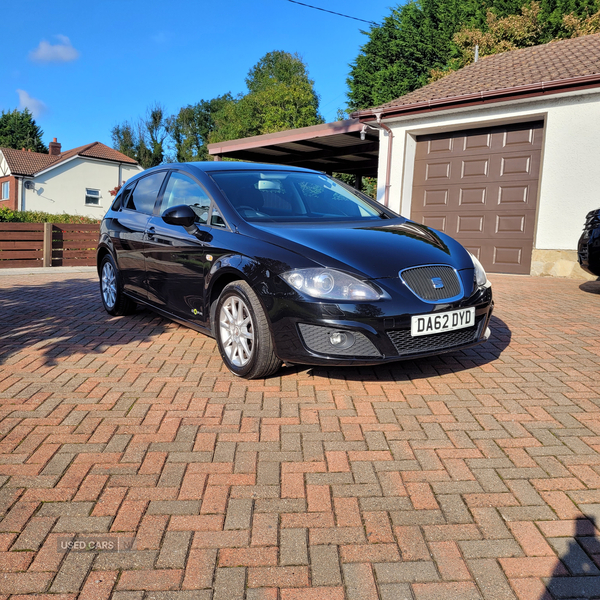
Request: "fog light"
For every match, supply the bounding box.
[329,331,355,350]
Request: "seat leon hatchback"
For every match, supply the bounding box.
[97,162,493,379]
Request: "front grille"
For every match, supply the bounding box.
[401,265,462,302]
[298,323,381,357]
[388,316,483,356]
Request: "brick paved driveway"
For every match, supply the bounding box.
[1,271,600,600]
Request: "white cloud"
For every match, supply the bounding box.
[29,35,79,63]
[17,89,47,118]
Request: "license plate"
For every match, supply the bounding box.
[411,307,475,337]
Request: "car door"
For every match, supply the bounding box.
[145,170,214,321]
[112,171,168,300]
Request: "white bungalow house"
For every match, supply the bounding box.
[0,138,142,218]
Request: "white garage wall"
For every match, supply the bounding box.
[22,158,142,218]
[377,89,600,252]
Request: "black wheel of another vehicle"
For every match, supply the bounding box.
[215,281,281,379]
[100,254,136,316]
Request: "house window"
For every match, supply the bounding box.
[1,181,8,200]
[85,188,101,206]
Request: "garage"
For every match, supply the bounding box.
[411,121,544,274]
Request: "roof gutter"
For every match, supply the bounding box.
[352,72,600,121]
[361,113,393,208]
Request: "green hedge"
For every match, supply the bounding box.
[0,207,100,224]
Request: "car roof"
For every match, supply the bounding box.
[183,162,320,174]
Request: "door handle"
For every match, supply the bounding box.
[146,227,156,238]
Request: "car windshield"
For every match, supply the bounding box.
[209,170,385,223]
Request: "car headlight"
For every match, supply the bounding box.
[281,268,382,301]
[469,252,488,286]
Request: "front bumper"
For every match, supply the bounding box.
[267,283,494,367]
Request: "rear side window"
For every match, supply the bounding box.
[125,172,167,215]
[162,172,211,224]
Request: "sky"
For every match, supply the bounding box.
[0,0,395,152]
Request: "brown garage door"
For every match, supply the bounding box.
[411,121,544,274]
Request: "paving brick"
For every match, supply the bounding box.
[467,559,517,600]
[147,500,201,515]
[117,569,183,591]
[156,530,192,569]
[213,567,246,600]
[247,566,309,588]
[499,557,568,578]
[93,550,158,571]
[224,498,253,530]
[281,528,308,565]
[0,572,53,594]
[342,563,378,600]
[310,544,342,585]
[508,578,551,600]
[340,543,400,563]
[219,546,278,567]
[395,525,429,561]
[11,516,55,551]
[251,513,279,547]
[412,582,482,600]
[333,497,361,527]
[79,570,118,600]
[280,588,345,600]
[182,548,217,589]
[374,560,439,583]
[50,551,95,593]
[459,539,523,559]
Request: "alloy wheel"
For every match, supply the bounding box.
[219,295,254,367]
[101,261,117,309]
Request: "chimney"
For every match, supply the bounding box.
[49,137,61,156]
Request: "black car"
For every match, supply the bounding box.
[578,208,600,277]
[97,162,493,379]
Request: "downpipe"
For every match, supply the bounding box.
[361,112,394,208]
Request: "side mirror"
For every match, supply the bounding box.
[162,204,196,228]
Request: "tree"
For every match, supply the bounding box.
[210,51,324,143]
[0,108,47,153]
[171,94,233,162]
[563,3,600,35]
[452,2,544,69]
[111,103,171,168]
[347,1,493,111]
[346,0,600,110]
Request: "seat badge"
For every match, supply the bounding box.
[431,277,444,289]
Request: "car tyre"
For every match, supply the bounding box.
[100,254,136,316]
[215,281,281,379]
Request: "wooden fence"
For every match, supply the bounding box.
[0,223,100,269]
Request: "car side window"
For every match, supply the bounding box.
[211,206,226,228]
[112,181,135,211]
[125,172,166,215]
[161,171,211,225]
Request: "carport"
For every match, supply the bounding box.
[207,119,380,184]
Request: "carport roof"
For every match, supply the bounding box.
[207,119,379,177]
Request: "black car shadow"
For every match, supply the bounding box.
[543,516,600,599]
[0,277,169,367]
[291,314,511,382]
[579,279,600,295]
